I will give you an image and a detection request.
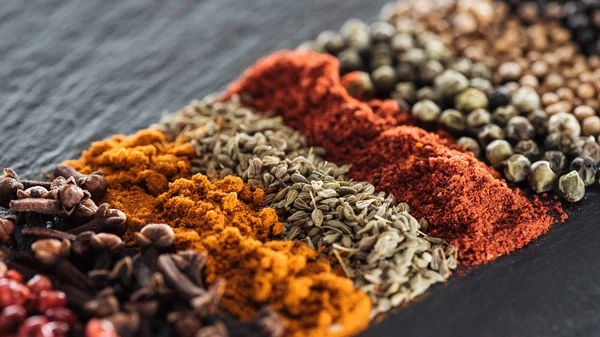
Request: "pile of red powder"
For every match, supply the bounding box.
[223,50,563,266]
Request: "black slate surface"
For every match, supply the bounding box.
[1,1,599,337]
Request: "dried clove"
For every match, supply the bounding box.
[68,204,126,235]
[0,216,16,245]
[53,164,108,202]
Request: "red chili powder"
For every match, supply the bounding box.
[222,50,563,266]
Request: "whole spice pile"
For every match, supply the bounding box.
[156,95,457,318]
[0,169,283,337]
[223,50,561,265]
[379,0,600,202]
[502,0,600,55]
[63,131,371,337]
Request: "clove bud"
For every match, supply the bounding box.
[53,164,108,202]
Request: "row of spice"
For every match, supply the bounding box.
[299,0,600,203]
[0,1,576,336]
[0,53,559,336]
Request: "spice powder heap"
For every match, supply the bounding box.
[223,50,560,266]
[65,129,371,337]
[157,95,457,318]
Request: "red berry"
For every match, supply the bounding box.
[85,319,118,337]
[44,322,68,337]
[26,277,52,294]
[17,316,49,337]
[0,305,27,331]
[0,280,31,308]
[4,272,22,284]
[44,308,76,327]
[0,263,7,279]
[36,292,65,313]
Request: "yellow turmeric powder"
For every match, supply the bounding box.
[65,129,371,337]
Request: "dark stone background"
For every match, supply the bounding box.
[2,1,599,336]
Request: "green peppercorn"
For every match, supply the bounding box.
[514,140,540,161]
[338,49,364,73]
[297,40,321,52]
[527,109,549,136]
[486,140,514,168]
[457,137,481,157]
[548,112,581,139]
[419,60,444,84]
[395,63,417,82]
[578,137,600,162]
[492,105,518,126]
[449,58,472,77]
[569,156,597,186]
[416,31,438,46]
[416,87,441,103]
[370,22,396,44]
[340,19,371,53]
[470,78,492,92]
[455,88,489,113]
[372,43,392,57]
[504,154,532,183]
[466,108,492,134]
[316,30,345,54]
[505,116,535,141]
[390,33,414,53]
[423,39,448,61]
[372,65,396,95]
[558,171,586,203]
[434,69,469,98]
[511,87,541,113]
[392,82,417,104]
[340,19,368,38]
[543,151,567,175]
[412,100,441,122]
[371,54,393,69]
[395,17,416,34]
[343,71,374,100]
[478,124,505,147]
[471,63,492,79]
[401,48,427,65]
[439,109,466,132]
[529,161,558,193]
[545,132,577,154]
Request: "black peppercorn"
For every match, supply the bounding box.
[487,87,511,111]
[544,151,567,175]
[570,156,597,186]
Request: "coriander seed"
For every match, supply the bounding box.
[582,116,600,137]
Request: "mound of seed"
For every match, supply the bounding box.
[156,95,457,318]
[306,0,598,202]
